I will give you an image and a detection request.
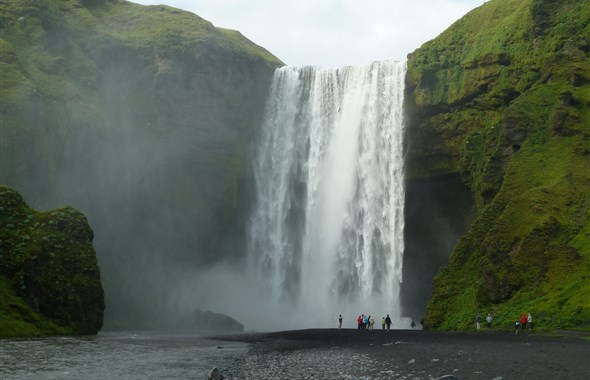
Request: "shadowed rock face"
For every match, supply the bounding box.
[0,186,104,336]
[401,174,475,321]
[403,0,590,330]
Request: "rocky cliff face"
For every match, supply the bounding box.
[1,0,283,327]
[0,186,104,336]
[404,0,589,329]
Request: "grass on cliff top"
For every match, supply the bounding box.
[1,0,282,64]
[415,0,589,69]
[218,28,284,65]
[408,0,531,76]
[63,0,283,64]
[408,0,589,108]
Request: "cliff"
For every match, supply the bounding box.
[0,186,104,336]
[0,0,283,327]
[404,0,589,329]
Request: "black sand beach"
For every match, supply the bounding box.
[213,328,590,379]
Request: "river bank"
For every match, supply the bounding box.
[214,328,590,379]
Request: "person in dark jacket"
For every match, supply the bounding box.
[385,315,392,331]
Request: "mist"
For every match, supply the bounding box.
[2,2,471,332]
[1,9,278,330]
[241,62,407,330]
[10,52,413,331]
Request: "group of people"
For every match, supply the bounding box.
[350,314,393,331]
[475,313,494,329]
[475,312,533,333]
[337,314,424,331]
[356,314,375,330]
[514,313,533,334]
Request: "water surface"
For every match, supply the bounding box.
[0,331,247,379]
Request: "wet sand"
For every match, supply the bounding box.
[213,328,590,379]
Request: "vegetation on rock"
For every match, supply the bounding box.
[0,186,104,337]
[406,0,590,330]
[1,0,283,327]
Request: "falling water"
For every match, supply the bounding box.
[247,61,406,328]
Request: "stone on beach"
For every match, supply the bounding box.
[207,367,223,380]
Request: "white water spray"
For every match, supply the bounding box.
[247,61,406,329]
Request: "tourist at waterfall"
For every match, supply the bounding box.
[411,320,416,329]
[369,315,375,330]
[475,313,481,330]
[363,315,369,330]
[527,313,533,330]
[381,317,386,330]
[520,313,528,330]
[515,320,521,334]
[385,315,392,331]
[338,314,342,329]
[357,315,363,330]
[486,313,493,328]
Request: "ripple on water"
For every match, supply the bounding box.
[0,331,248,380]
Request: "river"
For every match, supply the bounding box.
[0,331,246,379]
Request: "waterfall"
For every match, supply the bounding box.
[247,61,406,329]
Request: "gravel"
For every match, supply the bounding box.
[212,328,590,379]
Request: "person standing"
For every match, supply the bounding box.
[410,320,416,329]
[475,313,481,330]
[486,313,493,328]
[357,315,362,330]
[527,313,533,330]
[385,314,392,331]
[338,314,343,329]
[520,313,528,330]
[381,316,386,330]
[369,315,375,330]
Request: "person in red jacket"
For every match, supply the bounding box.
[357,315,363,330]
[520,313,528,330]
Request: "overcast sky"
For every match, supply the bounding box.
[132,0,487,67]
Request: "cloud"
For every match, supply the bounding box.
[132,0,486,67]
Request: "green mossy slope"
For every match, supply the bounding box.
[406,0,590,330]
[0,186,104,337]
[1,0,281,198]
[1,0,283,327]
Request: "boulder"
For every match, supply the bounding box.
[192,309,244,332]
[0,186,104,336]
[208,367,224,380]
